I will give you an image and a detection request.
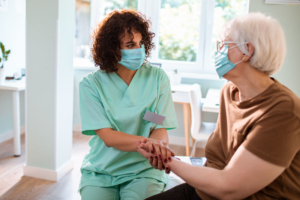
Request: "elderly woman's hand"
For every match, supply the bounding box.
[136,138,174,173]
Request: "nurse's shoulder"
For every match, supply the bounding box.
[79,70,107,93]
[79,70,106,86]
[142,63,169,82]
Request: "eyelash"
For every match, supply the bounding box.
[126,42,143,48]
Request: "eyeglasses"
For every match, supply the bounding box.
[216,41,248,52]
[216,41,237,52]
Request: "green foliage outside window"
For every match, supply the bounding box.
[158,0,248,62]
[159,0,200,62]
[102,0,248,63]
[104,0,137,15]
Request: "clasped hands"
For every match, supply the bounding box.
[137,138,177,174]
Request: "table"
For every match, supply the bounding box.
[171,85,220,156]
[0,78,26,156]
[202,89,220,113]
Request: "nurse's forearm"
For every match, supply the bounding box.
[95,128,146,152]
[149,128,169,144]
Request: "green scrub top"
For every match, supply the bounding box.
[78,64,178,191]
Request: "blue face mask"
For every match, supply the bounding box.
[118,44,146,71]
[214,44,244,78]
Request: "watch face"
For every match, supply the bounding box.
[190,157,206,167]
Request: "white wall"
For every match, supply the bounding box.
[249,0,300,97]
[24,0,75,181]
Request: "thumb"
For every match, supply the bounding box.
[142,138,148,144]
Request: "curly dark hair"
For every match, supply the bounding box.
[91,10,155,73]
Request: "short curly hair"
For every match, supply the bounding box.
[91,10,155,73]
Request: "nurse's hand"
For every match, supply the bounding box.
[137,143,170,173]
[138,138,175,163]
[136,140,152,159]
[136,140,172,173]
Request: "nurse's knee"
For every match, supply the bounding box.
[80,186,118,200]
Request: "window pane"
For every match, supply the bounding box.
[74,0,91,58]
[103,0,138,17]
[74,0,138,59]
[158,0,201,62]
[211,0,248,62]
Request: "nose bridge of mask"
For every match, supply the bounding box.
[215,45,230,68]
[120,45,145,60]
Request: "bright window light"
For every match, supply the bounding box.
[74,0,248,75]
[158,0,201,62]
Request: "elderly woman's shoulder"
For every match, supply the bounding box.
[220,81,236,95]
[274,82,300,115]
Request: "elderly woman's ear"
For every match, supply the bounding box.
[243,42,255,62]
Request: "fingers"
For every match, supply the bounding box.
[166,147,172,162]
[137,147,151,159]
[157,156,163,170]
[151,155,158,169]
[160,145,167,164]
[164,144,175,157]
[164,165,170,174]
[139,143,149,152]
[147,142,154,154]
[170,149,175,157]
[153,143,162,160]
[142,138,148,143]
[149,155,153,165]
[151,155,163,171]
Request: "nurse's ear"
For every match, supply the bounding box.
[243,42,254,62]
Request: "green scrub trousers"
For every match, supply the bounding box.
[80,178,165,200]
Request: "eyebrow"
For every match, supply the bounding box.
[125,41,134,44]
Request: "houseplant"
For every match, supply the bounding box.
[0,42,11,83]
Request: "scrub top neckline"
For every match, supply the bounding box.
[112,68,142,104]
[113,69,140,88]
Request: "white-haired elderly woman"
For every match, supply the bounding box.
[137,13,300,200]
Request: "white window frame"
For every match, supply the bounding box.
[74,0,243,78]
[138,0,216,75]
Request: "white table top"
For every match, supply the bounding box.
[0,77,26,91]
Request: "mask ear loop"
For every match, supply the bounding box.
[234,54,246,65]
[234,43,248,64]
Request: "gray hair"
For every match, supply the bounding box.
[219,13,286,75]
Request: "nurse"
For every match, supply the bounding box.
[78,10,178,200]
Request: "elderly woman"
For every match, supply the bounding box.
[138,13,300,200]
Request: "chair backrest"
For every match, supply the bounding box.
[189,84,202,139]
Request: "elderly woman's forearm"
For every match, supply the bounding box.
[167,158,235,199]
